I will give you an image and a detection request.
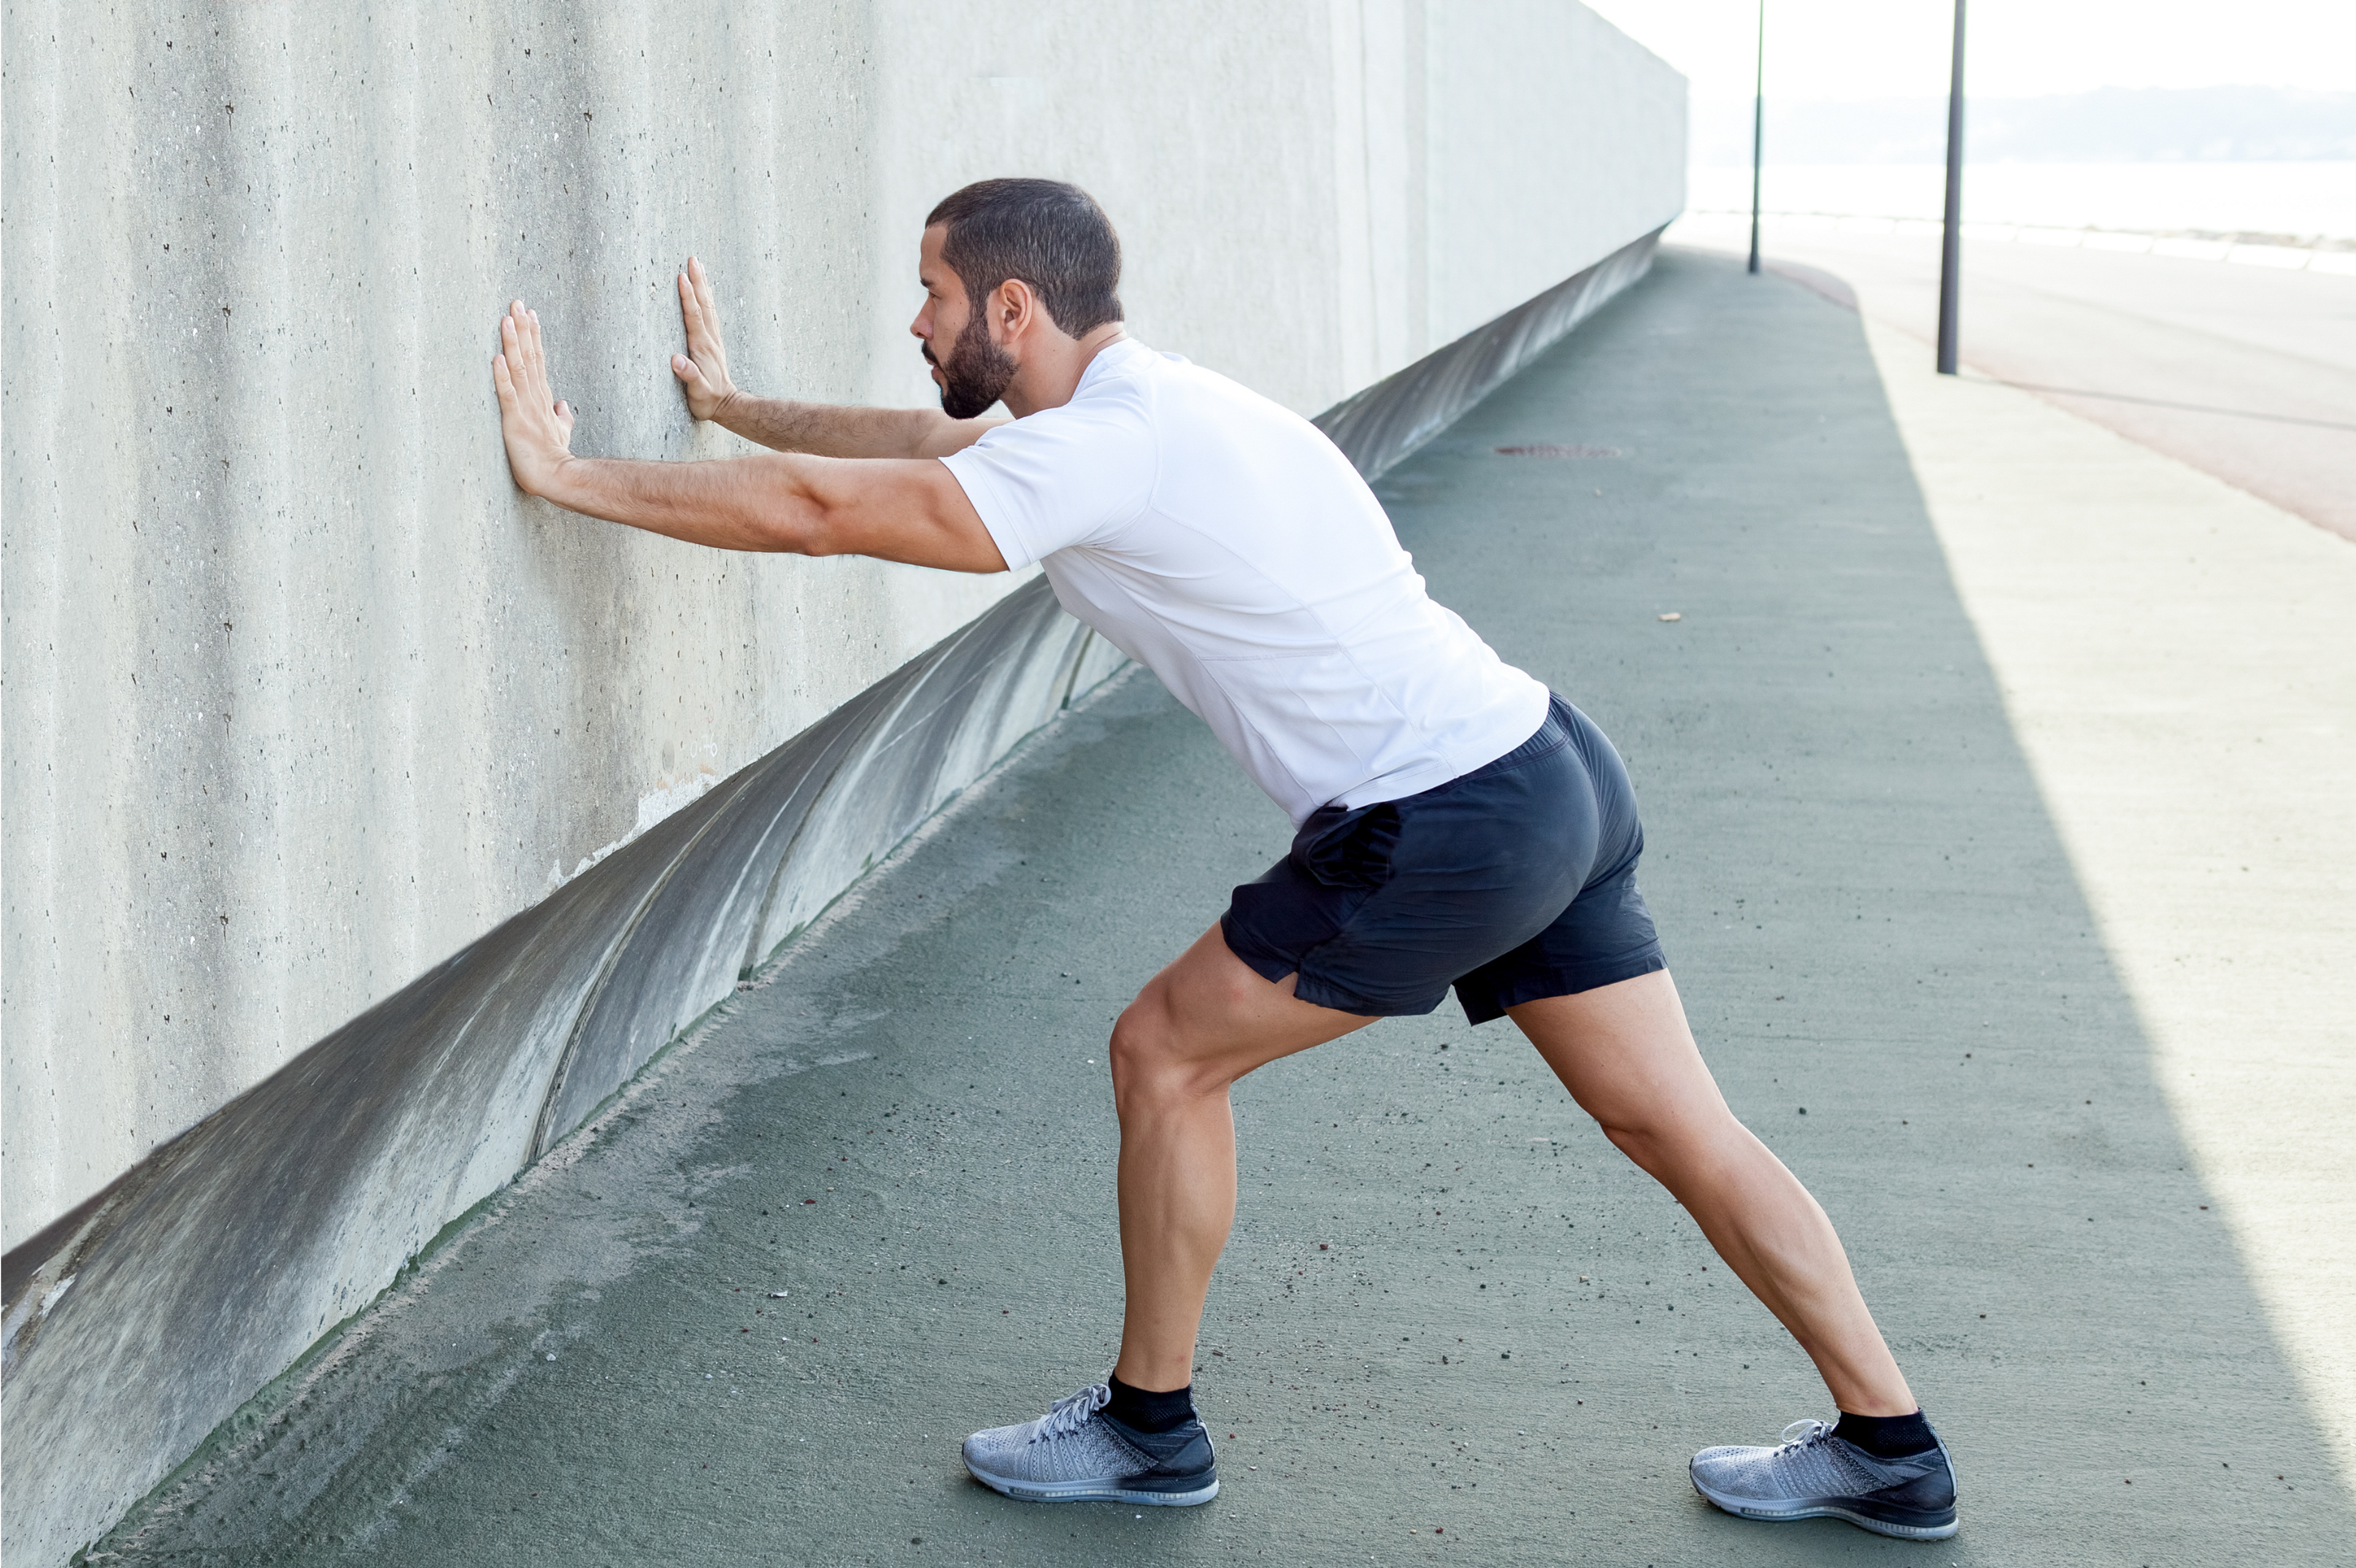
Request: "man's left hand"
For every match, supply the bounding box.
[493,301,576,497]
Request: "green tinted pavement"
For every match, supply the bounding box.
[93,248,2354,1566]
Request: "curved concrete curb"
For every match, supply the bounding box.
[0,230,1661,1568]
[0,580,1121,1568]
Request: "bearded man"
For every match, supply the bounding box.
[492,177,1960,1542]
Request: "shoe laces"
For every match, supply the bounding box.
[1034,1383,1112,1442]
[1776,1418,1835,1451]
[1774,1417,1941,1482]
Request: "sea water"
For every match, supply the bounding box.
[1687,162,2356,242]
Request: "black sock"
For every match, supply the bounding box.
[1105,1374,1196,1434]
[1833,1409,1935,1459]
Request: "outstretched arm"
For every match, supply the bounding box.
[494,301,1007,574]
[669,256,998,459]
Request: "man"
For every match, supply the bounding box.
[493,178,1960,1540]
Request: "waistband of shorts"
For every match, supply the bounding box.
[1457,691,1574,785]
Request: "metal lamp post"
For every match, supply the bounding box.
[1747,0,1765,275]
[1936,0,1967,373]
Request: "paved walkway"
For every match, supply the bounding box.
[94,249,2354,1566]
[1671,212,2356,541]
[1852,294,2356,1486]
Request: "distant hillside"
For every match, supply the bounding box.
[1695,86,2356,166]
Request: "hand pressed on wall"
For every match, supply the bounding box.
[491,301,576,498]
[671,255,740,423]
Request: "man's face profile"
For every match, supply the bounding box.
[915,225,1018,420]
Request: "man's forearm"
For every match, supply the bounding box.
[540,453,818,554]
[713,393,993,460]
[529,448,1001,574]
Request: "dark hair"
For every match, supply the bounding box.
[925,178,1124,339]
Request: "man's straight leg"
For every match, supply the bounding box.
[1512,970,1958,1538]
[1507,967,1916,1413]
[958,926,1369,1506]
[1106,924,1378,1391]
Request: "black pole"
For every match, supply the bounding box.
[1936,0,1966,373]
[1747,0,1765,275]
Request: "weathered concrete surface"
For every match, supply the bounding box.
[1,0,1688,1253]
[0,578,1131,1568]
[88,250,2354,1564]
[866,0,1688,408]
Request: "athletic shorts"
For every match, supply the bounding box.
[1220,692,1665,1023]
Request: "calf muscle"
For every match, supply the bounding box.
[1108,927,1374,1390]
[1511,972,1916,1415]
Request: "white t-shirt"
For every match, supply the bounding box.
[941,337,1549,826]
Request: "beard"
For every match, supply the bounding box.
[927,304,1017,420]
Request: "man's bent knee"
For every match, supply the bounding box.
[1109,997,1230,1113]
[1111,964,1270,1106]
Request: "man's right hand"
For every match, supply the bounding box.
[671,255,739,423]
[661,257,994,460]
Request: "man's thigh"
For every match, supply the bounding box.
[1506,968,1732,1139]
[1118,924,1380,1092]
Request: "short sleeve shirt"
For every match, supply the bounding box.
[942,338,1548,825]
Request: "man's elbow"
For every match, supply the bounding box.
[763,501,839,558]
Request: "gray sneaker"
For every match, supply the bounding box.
[963,1383,1219,1505]
[1690,1418,1959,1540]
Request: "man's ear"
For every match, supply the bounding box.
[995,278,1042,344]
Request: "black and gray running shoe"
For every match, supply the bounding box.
[963,1383,1220,1506]
[1690,1418,1959,1539]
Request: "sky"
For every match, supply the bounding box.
[1582,0,2356,104]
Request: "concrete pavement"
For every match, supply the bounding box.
[1669,213,2356,541]
[88,248,2355,1566]
[1681,213,2356,1462]
[1855,303,2356,1482]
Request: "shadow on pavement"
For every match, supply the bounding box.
[92,248,2350,1567]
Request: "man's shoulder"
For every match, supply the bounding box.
[1084,342,1320,442]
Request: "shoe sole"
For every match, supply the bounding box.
[965,1461,1219,1507]
[1690,1475,1958,1540]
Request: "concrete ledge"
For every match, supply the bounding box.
[0,242,1661,1567]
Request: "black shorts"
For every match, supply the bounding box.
[1220,693,1665,1023]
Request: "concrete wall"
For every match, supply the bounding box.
[4,0,1682,1257]
[3,9,1679,1558]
